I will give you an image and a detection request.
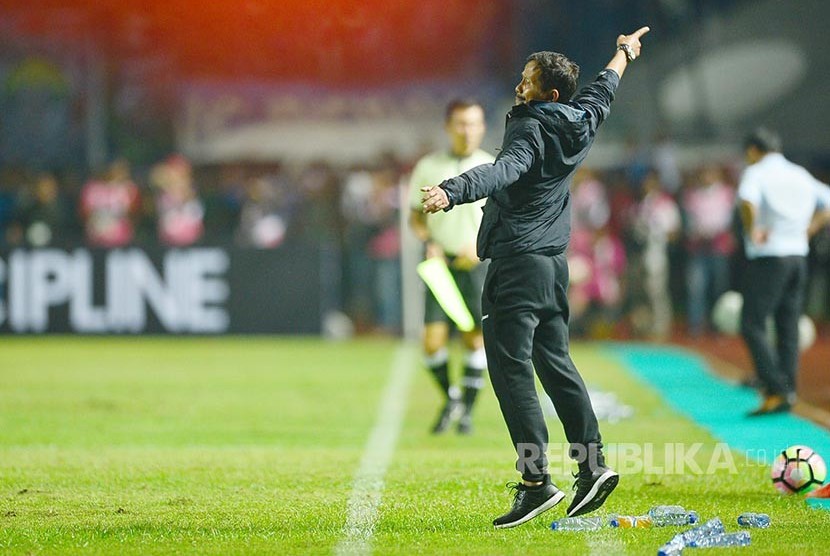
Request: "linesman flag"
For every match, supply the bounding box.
[416,257,475,332]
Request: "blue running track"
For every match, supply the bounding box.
[610,344,830,466]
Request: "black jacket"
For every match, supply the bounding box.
[440,69,620,260]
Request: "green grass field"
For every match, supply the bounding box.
[1,337,829,555]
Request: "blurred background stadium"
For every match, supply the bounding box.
[4,2,830,554]
[0,0,829,407]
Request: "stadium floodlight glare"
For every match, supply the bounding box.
[416,257,475,332]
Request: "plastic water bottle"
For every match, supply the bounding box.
[550,516,605,531]
[649,505,685,516]
[609,515,653,528]
[653,510,698,526]
[657,517,725,556]
[737,512,770,528]
[648,505,699,526]
[688,531,751,548]
[656,541,683,556]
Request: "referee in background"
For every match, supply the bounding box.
[408,99,495,435]
[738,128,830,416]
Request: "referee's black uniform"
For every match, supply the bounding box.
[440,69,620,483]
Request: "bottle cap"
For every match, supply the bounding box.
[687,510,699,524]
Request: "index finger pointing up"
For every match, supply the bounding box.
[631,26,651,39]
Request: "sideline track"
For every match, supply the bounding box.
[609,344,830,465]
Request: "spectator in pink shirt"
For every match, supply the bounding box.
[568,169,626,336]
[152,155,205,247]
[80,159,140,248]
[682,165,736,335]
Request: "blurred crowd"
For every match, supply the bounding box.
[0,155,314,251]
[567,158,830,341]
[2,144,829,338]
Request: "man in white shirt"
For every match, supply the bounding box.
[737,128,830,415]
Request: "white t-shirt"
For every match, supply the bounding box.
[737,153,830,258]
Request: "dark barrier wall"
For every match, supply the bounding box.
[0,244,321,334]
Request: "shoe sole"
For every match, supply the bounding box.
[567,470,619,517]
[493,490,565,529]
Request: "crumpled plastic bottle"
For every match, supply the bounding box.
[657,517,725,556]
[687,531,751,548]
[737,512,770,528]
[550,516,605,531]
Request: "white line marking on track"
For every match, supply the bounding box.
[334,344,416,556]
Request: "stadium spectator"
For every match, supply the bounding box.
[568,169,626,336]
[294,162,342,245]
[408,99,493,435]
[368,165,402,335]
[236,176,288,248]
[294,162,346,320]
[201,163,245,243]
[79,159,141,248]
[625,170,680,339]
[8,172,69,247]
[422,27,651,528]
[340,160,407,333]
[681,165,736,335]
[568,227,626,338]
[570,168,610,243]
[151,155,204,247]
[737,128,830,416]
[341,167,379,330]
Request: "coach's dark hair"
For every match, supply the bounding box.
[744,127,782,153]
[526,51,580,102]
[445,98,484,122]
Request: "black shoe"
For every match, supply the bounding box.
[747,395,791,416]
[566,467,619,517]
[457,412,473,435]
[431,399,461,434]
[492,476,565,529]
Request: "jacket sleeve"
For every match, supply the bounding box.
[440,121,542,207]
[569,69,620,135]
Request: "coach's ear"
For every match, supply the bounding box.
[548,88,560,102]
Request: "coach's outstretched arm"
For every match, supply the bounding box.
[570,26,651,138]
[421,27,650,215]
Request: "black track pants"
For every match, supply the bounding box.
[481,252,602,482]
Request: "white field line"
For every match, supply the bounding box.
[334,344,416,556]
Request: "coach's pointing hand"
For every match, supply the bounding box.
[616,26,650,61]
[607,26,650,76]
[421,186,450,214]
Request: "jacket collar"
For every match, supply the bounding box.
[508,100,555,117]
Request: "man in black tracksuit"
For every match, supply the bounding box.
[422,27,650,528]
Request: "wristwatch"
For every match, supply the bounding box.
[617,43,635,62]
